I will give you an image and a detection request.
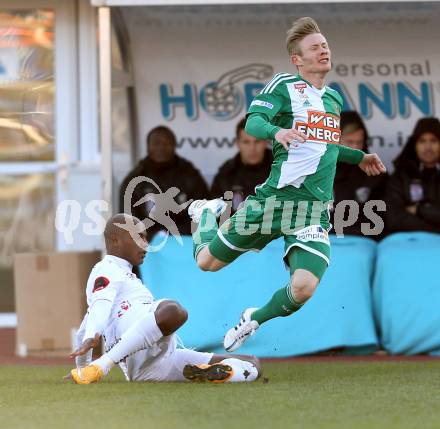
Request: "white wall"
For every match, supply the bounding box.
[56,0,103,251]
[0,0,102,252]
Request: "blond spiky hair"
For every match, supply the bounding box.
[286,17,321,56]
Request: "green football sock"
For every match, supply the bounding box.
[251,284,303,325]
[192,209,219,260]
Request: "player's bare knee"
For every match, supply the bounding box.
[290,269,319,303]
[170,301,188,327]
[204,262,222,272]
[197,258,213,271]
[197,255,224,272]
[291,281,316,303]
[196,252,213,271]
[155,300,187,334]
[181,306,188,324]
[293,283,313,302]
[175,303,188,326]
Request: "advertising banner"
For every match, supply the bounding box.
[124,2,440,181]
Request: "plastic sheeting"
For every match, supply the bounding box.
[373,232,440,356]
[141,234,378,357]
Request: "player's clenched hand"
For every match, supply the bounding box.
[69,333,100,358]
[274,128,307,151]
[359,153,387,176]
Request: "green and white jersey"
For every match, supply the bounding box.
[247,73,363,201]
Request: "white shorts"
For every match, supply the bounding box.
[127,346,214,382]
[105,298,213,382]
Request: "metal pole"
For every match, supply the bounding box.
[98,6,112,218]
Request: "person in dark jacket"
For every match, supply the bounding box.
[385,117,440,234]
[119,126,209,239]
[332,111,387,238]
[211,118,272,212]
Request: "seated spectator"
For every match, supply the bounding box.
[211,118,272,211]
[332,111,387,237]
[386,117,440,234]
[119,126,209,239]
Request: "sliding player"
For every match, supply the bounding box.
[68,214,260,384]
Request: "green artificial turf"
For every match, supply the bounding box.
[0,361,439,429]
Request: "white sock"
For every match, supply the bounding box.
[220,358,259,382]
[94,312,163,374]
[91,354,114,375]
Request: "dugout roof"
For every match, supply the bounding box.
[91,0,440,5]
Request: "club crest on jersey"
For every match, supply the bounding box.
[117,300,132,318]
[93,276,110,293]
[294,83,307,94]
[296,110,341,144]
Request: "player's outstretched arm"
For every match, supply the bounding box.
[358,153,387,176]
[70,333,101,358]
[245,113,307,151]
[69,298,113,359]
[64,332,101,380]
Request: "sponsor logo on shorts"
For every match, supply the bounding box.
[251,100,274,109]
[295,225,329,244]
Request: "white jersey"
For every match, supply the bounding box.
[85,254,153,318]
[76,255,154,361]
[75,254,214,381]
